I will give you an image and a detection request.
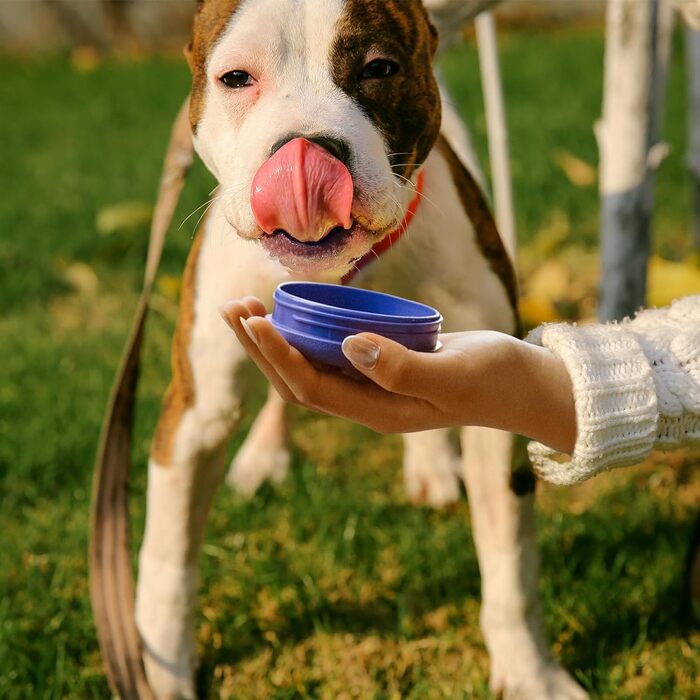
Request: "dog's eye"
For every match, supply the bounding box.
[359,59,400,81]
[220,70,254,88]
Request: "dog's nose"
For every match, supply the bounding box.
[252,138,354,244]
[271,133,350,166]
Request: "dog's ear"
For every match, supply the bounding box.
[428,20,439,57]
[184,0,206,71]
[184,39,194,70]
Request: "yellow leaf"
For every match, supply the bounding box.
[553,149,597,187]
[647,256,700,307]
[61,262,99,296]
[519,294,559,326]
[157,274,182,301]
[532,210,571,257]
[96,202,152,236]
[558,247,600,298]
[526,259,571,302]
[71,46,100,73]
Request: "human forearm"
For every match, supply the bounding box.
[508,341,577,454]
[463,337,576,453]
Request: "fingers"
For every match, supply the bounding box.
[219,297,445,433]
[341,333,444,399]
[239,296,267,318]
[220,300,348,418]
[245,316,435,432]
[219,299,298,404]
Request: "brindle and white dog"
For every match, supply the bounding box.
[135,1,588,697]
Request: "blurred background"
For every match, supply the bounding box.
[1,1,698,698]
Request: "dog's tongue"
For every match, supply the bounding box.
[251,138,353,243]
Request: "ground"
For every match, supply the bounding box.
[0,26,699,699]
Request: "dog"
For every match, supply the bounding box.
[134,1,588,697]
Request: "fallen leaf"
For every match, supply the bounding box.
[519,294,558,326]
[553,148,597,187]
[157,274,182,301]
[61,261,99,296]
[557,246,600,298]
[647,256,700,307]
[529,210,571,260]
[71,46,100,73]
[526,258,570,302]
[96,201,152,236]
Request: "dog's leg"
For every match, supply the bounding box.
[461,426,588,700]
[136,330,244,697]
[403,429,462,507]
[225,385,289,496]
[135,223,278,699]
[137,438,233,700]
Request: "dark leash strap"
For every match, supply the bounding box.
[89,96,193,700]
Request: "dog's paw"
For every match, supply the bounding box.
[403,442,461,508]
[492,663,588,700]
[226,442,290,497]
[486,623,588,700]
[141,653,196,700]
[136,557,198,700]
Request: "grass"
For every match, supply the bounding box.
[1,26,699,699]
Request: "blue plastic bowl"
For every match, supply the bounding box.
[271,282,443,368]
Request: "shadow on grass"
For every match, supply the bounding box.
[538,484,698,688]
[192,451,698,697]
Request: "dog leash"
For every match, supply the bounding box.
[89,96,194,700]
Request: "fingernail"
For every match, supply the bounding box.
[240,317,259,346]
[342,335,380,370]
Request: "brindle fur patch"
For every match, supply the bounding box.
[331,0,441,179]
[151,229,205,466]
[436,135,520,331]
[186,0,242,131]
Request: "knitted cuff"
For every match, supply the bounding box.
[525,322,659,485]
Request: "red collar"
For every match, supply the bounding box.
[341,171,425,284]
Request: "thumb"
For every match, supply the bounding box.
[341,333,430,397]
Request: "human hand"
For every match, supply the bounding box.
[220,297,576,452]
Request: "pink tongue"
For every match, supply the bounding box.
[251,138,353,243]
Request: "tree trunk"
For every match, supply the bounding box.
[687,25,700,250]
[597,0,674,321]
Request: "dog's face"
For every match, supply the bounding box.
[186,0,440,276]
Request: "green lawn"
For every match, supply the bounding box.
[1,27,699,699]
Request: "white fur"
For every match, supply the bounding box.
[461,426,588,700]
[227,386,290,496]
[402,429,462,507]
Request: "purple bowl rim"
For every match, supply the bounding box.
[274,281,442,325]
[274,300,442,331]
[271,316,442,354]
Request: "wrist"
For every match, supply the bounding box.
[464,335,535,432]
[468,336,576,451]
[517,341,576,453]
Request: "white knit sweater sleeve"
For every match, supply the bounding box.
[525,295,700,485]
